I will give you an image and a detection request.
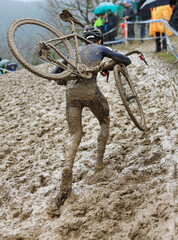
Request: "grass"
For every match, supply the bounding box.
[157,51,177,63]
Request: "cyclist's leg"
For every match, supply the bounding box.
[57,104,83,206]
[65,105,83,169]
[89,89,110,171]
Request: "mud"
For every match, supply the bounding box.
[0,43,177,240]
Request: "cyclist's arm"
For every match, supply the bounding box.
[102,46,131,66]
[52,60,68,86]
[52,60,67,74]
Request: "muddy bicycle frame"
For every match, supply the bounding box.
[38,10,124,79]
[7,10,148,131]
[38,9,148,80]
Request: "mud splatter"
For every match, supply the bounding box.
[0,43,177,239]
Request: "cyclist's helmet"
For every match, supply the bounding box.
[83,25,104,44]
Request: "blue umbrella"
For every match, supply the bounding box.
[141,0,170,9]
[93,2,118,15]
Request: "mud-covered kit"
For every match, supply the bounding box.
[7,10,148,209]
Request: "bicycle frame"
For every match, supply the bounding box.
[7,11,148,131]
[38,9,148,79]
[38,10,100,79]
[44,31,94,71]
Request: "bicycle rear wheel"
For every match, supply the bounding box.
[7,18,75,80]
[114,65,147,131]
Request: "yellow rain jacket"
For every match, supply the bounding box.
[149,5,173,37]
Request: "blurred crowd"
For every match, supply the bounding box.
[92,0,178,52]
[0,57,17,75]
[92,9,119,44]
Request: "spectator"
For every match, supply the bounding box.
[2,63,7,74]
[137,0,151,43]
[7,63,18,72]
[94,14,105,33]
[170,0,177,7]
[149,4,173,52]
[91,17,97,26]
[122,0,136,43]
[105,9,118,44]
[169,0,178,32]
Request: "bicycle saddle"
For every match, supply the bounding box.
[60,10,84,28]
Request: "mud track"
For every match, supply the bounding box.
[0,44,177,240]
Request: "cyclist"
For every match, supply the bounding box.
[53,26,131,207]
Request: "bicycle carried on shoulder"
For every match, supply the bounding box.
[7,10,148,131]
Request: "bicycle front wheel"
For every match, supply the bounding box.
[114,65,147,131]
[7,18,75,80]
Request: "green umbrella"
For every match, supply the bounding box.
[0,59,10,67]
[93,2,118,15]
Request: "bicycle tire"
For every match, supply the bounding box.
[7,18,75,80]
[114,64,147,131]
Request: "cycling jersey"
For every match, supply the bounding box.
[79,44,131,67]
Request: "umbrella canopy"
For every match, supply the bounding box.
[141,0,170,9]
[0,59,10,68]
[93,2,118,15]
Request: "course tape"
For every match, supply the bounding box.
[126,19,178,36]
[0,67,12,73]
[104,19,178,58]
[103,27,117,36]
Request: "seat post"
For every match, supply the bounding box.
[70,20,81,65]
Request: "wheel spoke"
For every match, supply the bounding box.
[7,18,75,80]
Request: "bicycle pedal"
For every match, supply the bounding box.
[126,95,136,101]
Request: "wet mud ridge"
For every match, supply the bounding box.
[0,45,177,239]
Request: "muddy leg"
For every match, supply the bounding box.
[96,119,110,171]
[66,106,83,168]
[55,166,72,207]
[90,89,110,171]
[57,106,83,206]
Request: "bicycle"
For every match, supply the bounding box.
[7,10,148,131]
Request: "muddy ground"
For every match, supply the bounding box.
[0,42,177,240]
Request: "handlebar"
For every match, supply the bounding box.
[125,50,148,66]
[99,50,148,72]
